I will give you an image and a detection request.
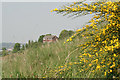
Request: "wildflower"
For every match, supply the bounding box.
[96,53,98,56]
[102,28,106,35]
[51,10,53,12]
[82,35,84,37]
[89,64,92,67]
[69,62,72,65]
[96,19,99,22]
[67,39,69,42]
[69,38,72,41]
[90,12,92,14]
[61,66,63,68]
[113,54,116,57]
[54,8,58,11]
[74,62,77,64]
[96,65,100,69]
[110,70,112,72]
[77,29,81,32]
[104,72,106,76]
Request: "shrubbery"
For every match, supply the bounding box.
[50,1,120,78]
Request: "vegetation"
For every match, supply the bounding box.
[38,35,45,43]
[21,45,25,50]
[2,38,81,78]
[1,48,8,56]
[25,43,28,49]
[59,30,74,39]
[2,50,8,56]
[2,48,6,51]
[13,43,21,53]
[50,1,120,78]
[2,1,120,78]
[46,34,52,36]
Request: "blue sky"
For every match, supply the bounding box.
[2,2,93,43]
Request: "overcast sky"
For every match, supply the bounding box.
[0,2,2,44]
[2,2,93,43]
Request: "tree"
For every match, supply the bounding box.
[25,43,28,49]
[46,34,51,36]
[13,43,20,53]
[2,50,7,56]
[59,30,74,39]
[2,47,6,51]
[21,45,25,50]
[2,47,7,56]
[38,35,45,43]
[28,40,31,46]
[31,40,34,44]
[68,30,74,36]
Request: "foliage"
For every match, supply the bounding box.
[28,40,31,46]
[21,45,25,50]
[2,47,6,51]
[59,30,74,39]
[2,50,8,56]
[13,43,21,53]
[50,1,120,78]
[25,43,28,49]
[46,34,51,36]
[38,35,45,43]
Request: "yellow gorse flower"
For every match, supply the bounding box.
[50,1,120,78]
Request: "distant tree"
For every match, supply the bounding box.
[13,43,20,53]
[46,34,51,36]
[2,50,8,56]
[21,45,25,50]
[38,35,45,43]
[68,30,74,36]
[2,47,6,51]
[28,40,31,46]
[2,47,7,56]
[31,40,34,44]
[59,30,68,39]
[25,43,28,49]
[59,30,74,39]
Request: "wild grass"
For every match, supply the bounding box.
[2,21,109,78]
[2,37,82,78]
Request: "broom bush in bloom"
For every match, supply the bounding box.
[49,1,120,78]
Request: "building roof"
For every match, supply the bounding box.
[43,35,58,39]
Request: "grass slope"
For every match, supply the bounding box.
[2,22,118,78]
[2,38,81,78]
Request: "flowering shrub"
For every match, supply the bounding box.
[50,1,120,78]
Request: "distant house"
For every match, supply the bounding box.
[7,48,13,51]
[43,35,58,43]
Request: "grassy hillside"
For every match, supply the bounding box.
[2,22,109,78]
[2,38,81,78]
[2,1,120,78]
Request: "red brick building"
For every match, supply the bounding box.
[43,35,58,43]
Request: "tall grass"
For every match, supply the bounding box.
[2,37,82,78]
[2,21,109,78]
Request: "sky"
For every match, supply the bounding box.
[0,2,2,45]
[2,2,93,43]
